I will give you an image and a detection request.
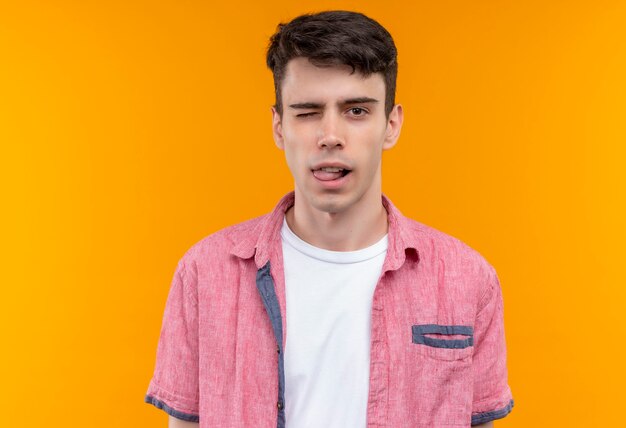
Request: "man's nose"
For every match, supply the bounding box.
[317,112,344,149]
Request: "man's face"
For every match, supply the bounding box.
[272,57,403,215]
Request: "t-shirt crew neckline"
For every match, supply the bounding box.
[281,217,388,264]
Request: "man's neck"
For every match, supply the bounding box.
[285,192,389,252]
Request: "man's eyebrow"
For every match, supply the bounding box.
[288,98,379,109]
[342,97,379,105]
[288,102,324,109]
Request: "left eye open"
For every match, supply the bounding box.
[349,107,367,116]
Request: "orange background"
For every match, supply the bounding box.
[1,1,625,426]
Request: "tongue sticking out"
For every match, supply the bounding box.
[313,169,345,181]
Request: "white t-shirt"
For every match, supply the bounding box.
[281,218,388,428]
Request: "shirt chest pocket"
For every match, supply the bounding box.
[407,324,474,426]
[411,324,474,361]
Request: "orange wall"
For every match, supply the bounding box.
[1,1,625,426]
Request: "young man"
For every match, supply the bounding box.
[145,11,513,428]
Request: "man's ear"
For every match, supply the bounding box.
[382,104,404,150]
[271,106,284,150]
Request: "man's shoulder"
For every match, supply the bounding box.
[399,214,497,278]
[179,213,269,265]
[397,215,500,307]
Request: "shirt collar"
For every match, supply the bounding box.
[231,191,419,271]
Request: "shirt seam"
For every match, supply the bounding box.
[149,379,199,412]
[476,268,497,316]
[178,258,199,306]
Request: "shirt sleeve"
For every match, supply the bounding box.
[145,256,200,422]
[470,266,514,426]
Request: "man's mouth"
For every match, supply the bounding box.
[312,167,351,181]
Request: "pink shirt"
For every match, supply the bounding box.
[145,192,513,427]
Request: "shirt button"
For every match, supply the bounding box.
[276,345,280,354]
[277,401,284,410]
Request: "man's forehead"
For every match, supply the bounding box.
[284,57,354,74]
[283,57,379,82]
[281,57,385,102]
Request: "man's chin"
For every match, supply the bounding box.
[309,194,351,215]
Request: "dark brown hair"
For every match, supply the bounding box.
[266,11,398,117]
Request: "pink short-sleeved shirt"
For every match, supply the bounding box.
[145,192,514,427]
